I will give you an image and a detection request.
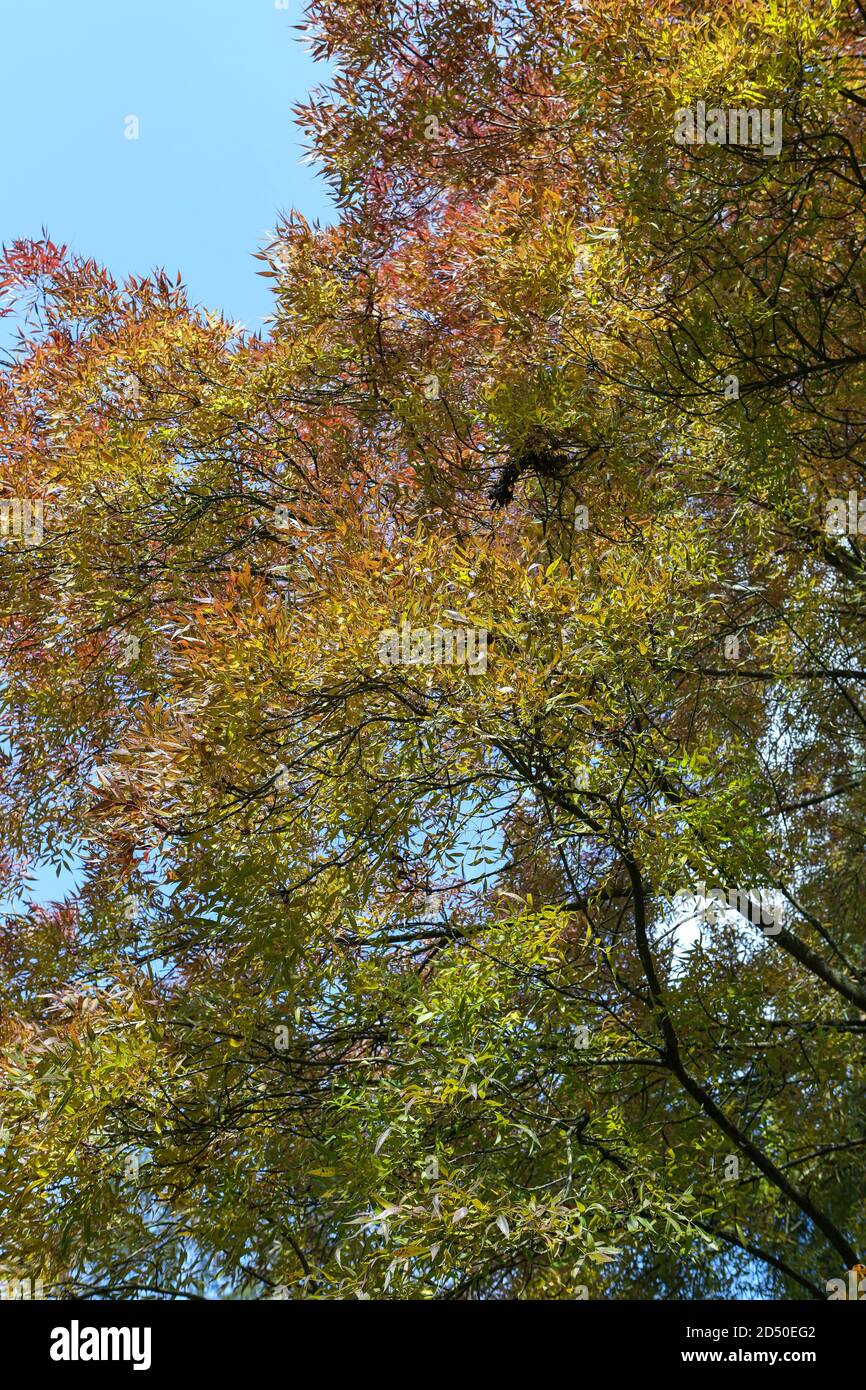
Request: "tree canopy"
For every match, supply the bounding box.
[1,0,866,1299]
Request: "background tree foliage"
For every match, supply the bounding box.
[1,0,866,1299]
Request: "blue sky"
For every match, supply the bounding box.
[0,0,334,330]
[1,0,334,907]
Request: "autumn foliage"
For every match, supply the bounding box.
[1,0,866,1299]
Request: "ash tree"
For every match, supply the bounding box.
[1,0,865,1299]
